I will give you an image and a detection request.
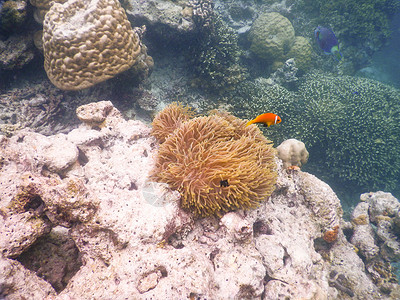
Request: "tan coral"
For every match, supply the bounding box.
[286,36,313,71]
[30,0,69,24]
[30,0,68,10]
[42,0,146,91]
[277,138,309,169]
[248,12,295,62]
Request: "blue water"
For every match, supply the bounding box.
[356,13,400,87]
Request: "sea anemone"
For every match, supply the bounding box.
[151,108,277,217]
[151,102,196,143]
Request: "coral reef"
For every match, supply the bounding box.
[227,72,400,193]
[190,0,214,29]
[277,138,309,169]
[294,0,400,71]
[248,12,295,63]
[124,0,195,34]
[0,33,35,70]
[348,192,400,292]
[30,0,68,24]
[43,0,152,90]
[191,14,247,93]
[0,81,88,136]
[269,58,298,88]
[0,0,27,35]
[0,101,398,299]
[151,107,277,217]
[296,72,400,191]
[286,36,313,72]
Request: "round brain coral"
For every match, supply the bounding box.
[248,12,295,62]
[151,109,277,217]
[42,0,144,90]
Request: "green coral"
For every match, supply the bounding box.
[286,36,313,72]
[227,73,400,192]
[190,15,247,93]
[298,73,400,190]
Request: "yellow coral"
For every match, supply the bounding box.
[151,108,277,217]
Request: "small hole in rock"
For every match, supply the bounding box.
[23,194,44,211]
[77,148,89,166]
[342,227,354,242]
[15,226,83,293]
[253,220,272,237]
[129,182,138,190]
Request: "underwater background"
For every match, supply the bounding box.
[1,0,400,293]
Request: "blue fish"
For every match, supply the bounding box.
[315,26,342,61]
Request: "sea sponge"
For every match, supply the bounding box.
[277,138,309,169]
[151,102,196,143]
[151,108,277,217]
[248,12,295,62]
[323,225,339,243]
[42,0,147,90]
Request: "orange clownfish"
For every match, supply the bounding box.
[246,113,282,127]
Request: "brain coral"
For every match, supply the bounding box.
[286,36,313,72]
[42,0,148,90]
[277,138,309,169]
[248,12,295,62]
[151,107,277,217]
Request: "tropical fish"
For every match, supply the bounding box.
[314,26,343,61]
[246,113,281,127]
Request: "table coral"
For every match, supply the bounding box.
[151,106,277,217]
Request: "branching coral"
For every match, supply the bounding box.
[190,14,247,93]
[297,73,400,190]
[227,72,400,192]
[151,106,277,217]
[151,102,196,143]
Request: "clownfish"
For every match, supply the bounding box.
[246,113,282,127]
